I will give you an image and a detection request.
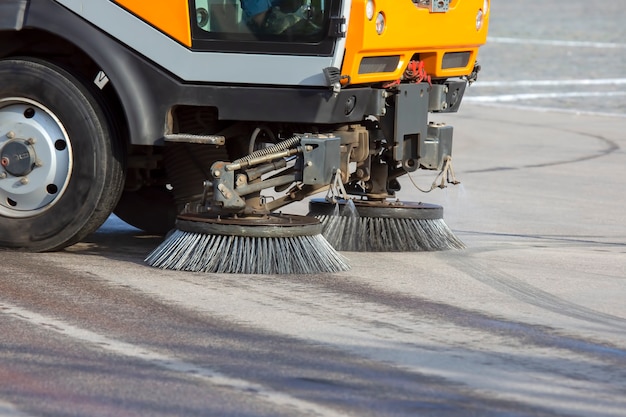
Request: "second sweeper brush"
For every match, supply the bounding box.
[308,198,465,252]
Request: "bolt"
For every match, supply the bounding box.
[35,159,43,167]
[217,183,231,199]
[0,172,6,179]
[235,174,247,187]
[213,169,221,178]
[20,177,29,185]
[26,137,36,145]
[6,131,15,140]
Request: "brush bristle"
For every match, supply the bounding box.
[315,214,465,252]
[145,229,350,274]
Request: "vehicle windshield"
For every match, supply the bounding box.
[192,0,332,46]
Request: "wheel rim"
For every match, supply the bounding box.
[0,97,73,218]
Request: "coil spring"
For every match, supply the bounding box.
[233,136,301,164]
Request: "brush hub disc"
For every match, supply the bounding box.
[308,199,444,220]
[176,213,322,237]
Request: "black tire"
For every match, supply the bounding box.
[114,186,177,234]
[0,58,125,251]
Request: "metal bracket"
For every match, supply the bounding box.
[413,0,450,13]
[430,0,450,12]
[325,168,348,203]
[210,161,246,210]
[391,83,429,172]
[301,135,341,185]
[328,16,346,37]
[436,156,460,188]
[323,67,342,95]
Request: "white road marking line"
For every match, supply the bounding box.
[0,302,348,417]
[465,91,626,103]
[462,102,626,118]
[466,78,626,117]
[489,36,626,49]
[473,78,626,88]
[0,401,33,417]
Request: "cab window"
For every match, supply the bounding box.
[190,0,338,55]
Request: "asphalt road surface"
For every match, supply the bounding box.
[1,1,625,416]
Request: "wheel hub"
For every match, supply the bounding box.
[0,98,72,217]
[1,139,36,177]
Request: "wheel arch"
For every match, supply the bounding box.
[0,30,134,151]
[1,0,171,147]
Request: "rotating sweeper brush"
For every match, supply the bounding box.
[307,147,466,252]
[308,198,465,252]
[146,212,349,274]
[145,134,351,274]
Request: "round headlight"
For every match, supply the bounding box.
[375,12,385,35]
[475,9,484,30]
[366,0,375,21]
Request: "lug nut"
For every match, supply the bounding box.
[26,137,36,145]
[0,172,6,179]
[20,177,29,185]
[6,131,15,139]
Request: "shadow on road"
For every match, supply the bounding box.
[64,215,167,265]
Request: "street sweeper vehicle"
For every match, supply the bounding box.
[0,0,489,273]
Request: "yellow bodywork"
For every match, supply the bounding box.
[111,0,488,84]
[342,0,489,83]
[113,0,192,47]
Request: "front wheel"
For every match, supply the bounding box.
[0,58,124,251]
